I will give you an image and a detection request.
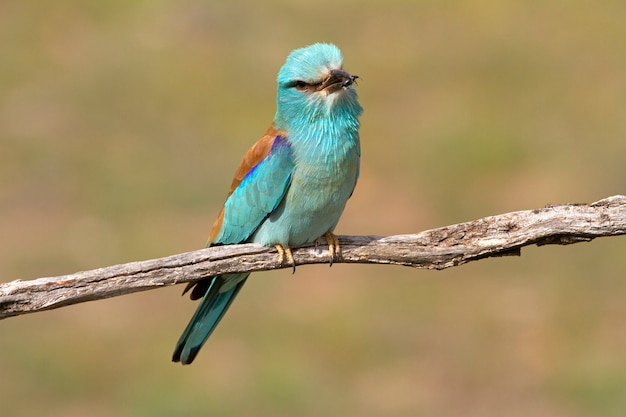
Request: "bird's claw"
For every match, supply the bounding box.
[323,231,340,267]
[275,244,296,274]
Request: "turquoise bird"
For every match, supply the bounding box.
[172,43,362,365]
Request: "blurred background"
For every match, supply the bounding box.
[1,1,625,416]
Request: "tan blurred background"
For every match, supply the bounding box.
[1,1,625,416]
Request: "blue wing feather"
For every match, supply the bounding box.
[173,135,294,364]
[215,136,294,244]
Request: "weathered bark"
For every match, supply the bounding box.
[1,195,625,319]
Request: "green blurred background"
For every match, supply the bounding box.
[1,1,625,416]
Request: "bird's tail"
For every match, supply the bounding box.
[172,273,249,365]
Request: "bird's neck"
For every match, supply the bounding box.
[274,93,362,163]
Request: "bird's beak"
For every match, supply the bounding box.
[319,69,359,94]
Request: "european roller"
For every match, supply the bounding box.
[172,43,362,365]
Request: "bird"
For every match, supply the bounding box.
[172,43,363,365]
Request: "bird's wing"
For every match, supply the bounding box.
[209,124,294,245]
[349,140,361,198]
[172,126,294,364]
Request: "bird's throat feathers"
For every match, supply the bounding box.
[276,93,361,165]
[274,82,362,168]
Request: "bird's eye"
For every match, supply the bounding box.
[292,80,309,90]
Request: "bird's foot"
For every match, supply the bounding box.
[274,244,296,274]
[321,231,340,267]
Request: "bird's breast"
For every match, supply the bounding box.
[251,134,359,247]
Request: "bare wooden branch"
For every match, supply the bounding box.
[1,195,625,319]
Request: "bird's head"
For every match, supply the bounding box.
[274,43,362,129]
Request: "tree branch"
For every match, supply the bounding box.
[2,195,625,319]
